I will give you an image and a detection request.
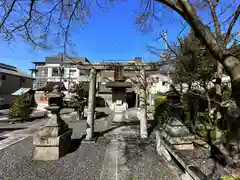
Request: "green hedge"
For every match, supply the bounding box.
[155,96,167,107]
[154,96,168,128]
[9,95,32,120]
[221,176,240,180]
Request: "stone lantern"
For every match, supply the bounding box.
[161,89,194,150]
[166,90,181,105]
[166,90,183,120]
[33,85,72,160]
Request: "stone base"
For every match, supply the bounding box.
[33,129,72,161]
[173,144,194,150]
[141,134,148,139]
[161,130,194,150]
[161,131,195,144]
[113,113,124,122]
[82,138,96,144]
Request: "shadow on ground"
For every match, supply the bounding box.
[0,127,26,131]
[94,119,157,141]
[69,134,86,153]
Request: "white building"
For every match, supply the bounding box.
[173,74,231,93]
[30,55,90,91]
[148,73,171,94]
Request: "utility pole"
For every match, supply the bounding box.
[59,53,64,90]
[68,67,71,93]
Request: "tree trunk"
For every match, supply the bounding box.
[215,62,223,129]
[206,91,211,113]
[222,55,240,107]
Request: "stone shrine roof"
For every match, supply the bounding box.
[105,82,132,88]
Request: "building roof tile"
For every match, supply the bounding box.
[0,63,33,79]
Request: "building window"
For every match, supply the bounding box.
[52,67,59,76]
[162,81,167,86]
[70,69,76,73]
[52,67,64,76]
[36,67,48,77]
[1,74,6,80]
[22,78,26,83]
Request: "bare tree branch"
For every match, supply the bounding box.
[224,4,240,44]
[155,0,186,18]
[207,0,221,40]
[0,0,17,29]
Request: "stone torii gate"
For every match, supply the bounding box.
[73,61,159,140]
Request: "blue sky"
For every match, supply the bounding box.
[0,1,187,73]
[0,0,238,73]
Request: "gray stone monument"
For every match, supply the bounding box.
[33,85,72,160]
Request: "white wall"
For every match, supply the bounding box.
[148,74,171,94]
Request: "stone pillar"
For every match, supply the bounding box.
[33,85,72,160]
[139,69,148,138]
[48,67,52,78]
[135,93,139,107]
[149,92,152,108]
[86,68,97,140]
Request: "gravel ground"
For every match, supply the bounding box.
[0,109,181,180]
[0,113,110,180]
[0,137,107,180]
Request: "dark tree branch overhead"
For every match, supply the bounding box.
[224,4,240,44]
[176,0,224,60]
[207,0,221,40]
[155,0,186,18]
[150,1,226,60]
[0,0,238,56]
[0,0,17,29]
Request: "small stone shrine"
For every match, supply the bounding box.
[33,85,72,160]
[161,90,195,150]
[105,65,132,122]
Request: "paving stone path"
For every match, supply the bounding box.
[0,110,181,180]
[100,124,181,180]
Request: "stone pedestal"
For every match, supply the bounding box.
[33,129,72,160]
[113,113,124,123]
[33,106,72,160]
[161,118,194,150]
[33,85,72,161]
[112,102,127,122]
